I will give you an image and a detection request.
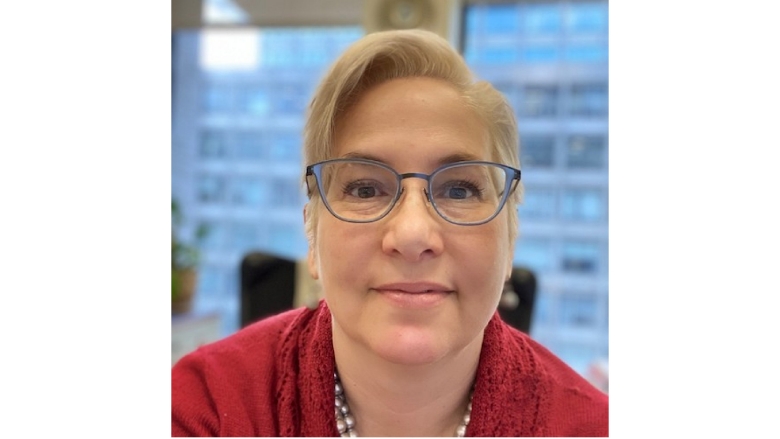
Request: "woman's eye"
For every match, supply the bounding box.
[447,186,471,199]
[343,181,384,199]
[353,186,377,198]
[439,181,482,200]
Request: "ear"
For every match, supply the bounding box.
[303,204,319,280]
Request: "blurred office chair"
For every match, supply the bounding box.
[240,252,297,328]
[240,251,537,333]
[497,267,537,334]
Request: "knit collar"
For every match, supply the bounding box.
[274,301,549,436]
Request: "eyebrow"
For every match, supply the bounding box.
[340,151,482,167]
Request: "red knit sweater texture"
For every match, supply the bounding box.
[172,301,608,436]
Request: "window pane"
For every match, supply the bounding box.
[521,85,558,118]
[200,130,228,159]
[270,177,303,207]
[273,83,306,116]
[200,221,227,251]
[269,223,307,256]
[520,44,560,63]
[566,135,606,169]
[231,176,268,207]
[198,264,226,297]
[521,135,555,167]
[561,240,600,273]
[486,4,522,33]
[522,4,562,34]
[267,131,301,161]
[565,42,608,62]
[561,188,605,221]
[197,174,226,204]
[560,294,598,328]
[203,83,232,114]
[569,83,608,117]
[237,85,271,116]
[229,222,261,255]
[519,188,556,219]
[565,3,609,33]
[234,131,265,160]
[532,291,555,326]
[514,238,553,272]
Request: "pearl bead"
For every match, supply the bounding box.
[334,369,473,437]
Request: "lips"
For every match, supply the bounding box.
[373,282,453,294]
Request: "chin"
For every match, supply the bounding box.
[368,326,458,366]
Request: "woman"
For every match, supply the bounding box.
[172,29,608,437]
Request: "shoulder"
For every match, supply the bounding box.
[180,306,304,370]
[517,330,609,436]
[481,318,608,436]
[171,306,315,437]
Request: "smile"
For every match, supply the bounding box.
[372,282,453,308]
[373,282,453,294]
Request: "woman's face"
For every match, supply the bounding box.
[307,76,514,365]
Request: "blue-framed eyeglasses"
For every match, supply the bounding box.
[305,158,521,226]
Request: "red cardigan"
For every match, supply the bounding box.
[172,301,608,436]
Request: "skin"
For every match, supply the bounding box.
[306,76,515,436]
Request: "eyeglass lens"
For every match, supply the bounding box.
[317,161,509,224]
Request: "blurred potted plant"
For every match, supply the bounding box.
[172,199,209,314]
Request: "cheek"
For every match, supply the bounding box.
[314,218,374,286]
[454,221,513,294]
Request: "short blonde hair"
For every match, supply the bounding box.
[303,29,523,243]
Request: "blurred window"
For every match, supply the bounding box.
[197,174,226,204]
[569,83,608,117]
[521,85,558,118]
[203,83,232,114]
[231,176,267,207]
[561,188,605,221]
[200,130,228,159]
[566,2,609,33]
[229,221,261,255]
[566,135,606,169]
[237,85,271,116]
[234,131,265,160]
[514,237,554,272]
[520,188,556,220]
[521,135,555,167]
[199,221,227,251]
[561,240,600,273]
[522,3,562,34]
[560,294,598,328]
[565,42,608,62]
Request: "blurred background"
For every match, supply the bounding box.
[172,0,608,386]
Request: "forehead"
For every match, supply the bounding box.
[332,77,490,172]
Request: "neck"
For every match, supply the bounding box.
[332,322,482,437]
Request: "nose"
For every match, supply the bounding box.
[380,181,444,262]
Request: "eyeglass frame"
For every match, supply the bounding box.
[305,158,522,226]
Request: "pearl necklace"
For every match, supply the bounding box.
[334,371,473,437]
